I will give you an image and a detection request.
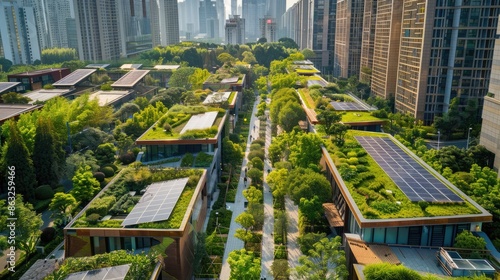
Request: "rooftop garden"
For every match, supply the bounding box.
[71,167,204,229]
[137,105,225,141]
[297,88,317,109]
[324,130,481,219]
[290,65,320,75]
[341,111,386,123]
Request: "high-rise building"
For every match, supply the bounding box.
[22,0,50,50]
[73,0,121,61]
[311,0,336,75]
[395,0,500,123]
[231,0,237,15]
[242,0,267,41]
[150,0,179,46]
[216,0,226,40]
[0,0,41,64]
[359,0,377,83]
[199,0,218,38]
[66,18,78,52]
[45,0,72,48]
[225,15,245,44]
[178,0,200,39]
[116,0,152,56]
[259,17,277,42]
[369,1,402,100]
[334,0,364,78]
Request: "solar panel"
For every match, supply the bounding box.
[53,69,96,86]
[180,111,218,135]
[0,82,20,93]
[121,178,189,226]
[89,91,129,106]
[355,136,463,203]
[65,264,130,280]
[220,77,239,83]
[111,70,149,87]
[85,64,110,69]
[331,102,369,111]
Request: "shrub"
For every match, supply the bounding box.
[103,164,119,172]
[250,143,262,151]
[101,166,115,178]
[119,151,136,165]
[247,149,264,161]
[163,123,172,134]
[93,172,105,182]
[86,213,101,224]
[347,157,359,165]
[274,245,287,259]
[35,185,54,200]
[86,196,116,217]
[181,153,195,167]
[40,227,57,244]
[229,133,240,143]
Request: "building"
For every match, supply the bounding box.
[8,68,71,91]
[394,0,500,123]
[311,0,337,75]
[216,0,226,41]
[199,0,218,37]
[116,0,152,57]
[259,17,277,42]
[369,1,403,100]
[66,18,78,52]
[334,0,364,78]
[179,0,200,39]
[242,0,267,41]
[479,16,500,176]
[45,0,72,48]
[225,15,246,45]
[359,0,377,84]
[73,0,121,61]
[64,167,209,280]
[0,0,41,65]
[150,0,179,46]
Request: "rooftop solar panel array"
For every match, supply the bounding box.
[85,63,110,69]
[0,82,20,93]
[121,178,189,227]
[355,136,463,203]
[111,70,149,87]
[180,111,218,134]
[65,264,130,280]
[52,69,96,86]
[331,102,370,111]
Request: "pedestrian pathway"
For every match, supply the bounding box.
[260,106,274,279]
[219,96,261,280]
[286,196,300,271]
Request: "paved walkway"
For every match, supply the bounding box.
[219,96,260,280]
[286,196,300,271]
[260,106,274,279]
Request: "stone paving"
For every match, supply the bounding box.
[286,196,301,271]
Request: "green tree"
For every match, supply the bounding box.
[267,168,289,198]
[278,37,299,49]
[168,67,196,88]
[298,232,326,254]
[290,133,323,168]
[364,263,423,280]
[2,92,31,104]
[222,137,243,167]
[243,186,263,204]
[299,196,323,230]
[235,212,255,232]
[0,57,13,72]
[317,109,342,135]
[278,101,306,132]
[189,68,210,90]
[294,236,348,280]
[217,53,237,65]
[227,249,261,280]
[247,167,263,185]
[271,259,290,280]
[49,192,77,224]
[33,117,62,186]
[94,143,117,166]
[70,165,100,204]
[41,48,77,64]
[454,230,486,250]
[2,121,37,202]
[301,48,315,59]
[287,168,332,204]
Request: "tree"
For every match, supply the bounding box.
[227,249,261,280]
[454,230,486,250]
[278,37,299,49]
[242,51,257,64]
[70,165,101,204]
[299,196,323,230]
[0,57,13,72]
[235,212,255,233]
[301,48,315,59]
[217,53,237,65]
[49,192,77,225]
[222,137,243,167]
[168,67,196,88]
[290,133,323,168]
[243,186,263,204]
[2,121,37,202]
[71,127,115,152]
[271,259,290,280]
[298,232,326,254]
[364,263,423,280]
[33,117,62,186]
[317,109,342,135]
[267,168,289,198]
[278,101,306,132]
[189,68,210,90]
[41,48,77,64]
[180,48,203,68]
[287,168,332,204]
[294,236,348,280]
[2,92,31,104]
[247,168,263,185]
[94,143,117,166]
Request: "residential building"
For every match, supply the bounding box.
[216,0,226,41]
[45,0,72,48]
[311,0,337,75]
[395,0,500,123]
[359,0,377,83]
[116,0,152,56]
[199,0,219,38]
[150,0,179,46]
[259,17,277,42]
[225,15,246,45]
[231,0,237,15]
[178,0,200,39]
[334,0,364,78]
[242,0,267,41]
[266,0,286,37]
[479,15,500,176]
[370,0,403,100]
[73,0,121,61]
[7,68,70,91]
[66,18,78,52]
[23,0,50,50]
[0,0,41,65]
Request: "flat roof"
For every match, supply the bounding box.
[220,76,239,83]
[293,60,314,65]
[154,65,180,70]
[111,70,149,88]
[0,82,21,93]
[8,68,68,77]
[25,89,71,104]
[52,69,96,86]
[89,90,130,106]
[65,264,131,280]
[85,63,110,69]
[180,111,218,134]
[122,178,189,227]
[120,64,142,70]
[346,234,400,265]
[0,104,40,122]
[202,92,231,104]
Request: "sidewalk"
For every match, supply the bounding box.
[219,96,261,279]
[286,196,300,270]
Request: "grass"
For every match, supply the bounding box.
[297,88,315,109]
[325,130,481,219]
[341,111,386,123]
[227,91,236,104]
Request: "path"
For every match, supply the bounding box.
[219,96,260,280]
[286,196,300,270]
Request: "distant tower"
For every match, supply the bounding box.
[150,0,179,46]
[242,0,267,41]
[199,0,218,38]
[259,17,277,42]
[231,0,237,15]
[216,0,225,40]
[45,0,72,48]
[225,15,245,44]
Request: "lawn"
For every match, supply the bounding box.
[297,88,315,109]
[341,111,386,123]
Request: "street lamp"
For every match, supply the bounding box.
[437,130,440,150]
[215,212,219,228]
[466,127,472,150]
